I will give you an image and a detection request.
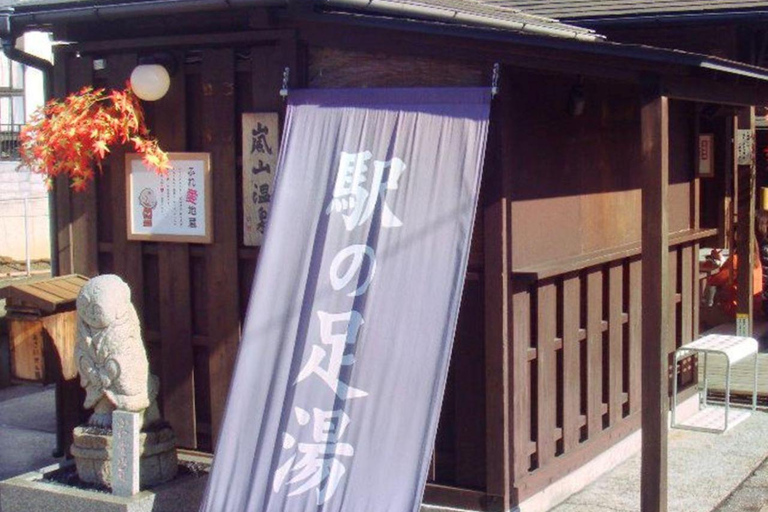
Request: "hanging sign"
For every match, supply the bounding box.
[698,134,714,178]
[126,152,212,243]
[242,113,280,246]
[736,313,750,337]
[201,88,492,512]
[737,129,755,166]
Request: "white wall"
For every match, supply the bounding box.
[0,162,49,260]
[0,32,52,262]
[20,31,52,120]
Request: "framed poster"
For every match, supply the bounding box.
[126,152,213,243]
[698,134,714,178]
[242,113,279,246]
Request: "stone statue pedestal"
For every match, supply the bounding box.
[71,424,178,489]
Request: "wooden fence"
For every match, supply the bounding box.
[507,230,708,500]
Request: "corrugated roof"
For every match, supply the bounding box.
[322,0,601,40]
[0,0,147,8]
[2,0,601,41]
[489,1,768,22]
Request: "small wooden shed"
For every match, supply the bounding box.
[3,1,768,510]
[1,274,88,456]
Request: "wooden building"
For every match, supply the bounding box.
[509,0,768,252]
[4,0,768,510]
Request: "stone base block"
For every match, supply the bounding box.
[70,424,178,488]
[0,461,155,512]
[0,453,209,512]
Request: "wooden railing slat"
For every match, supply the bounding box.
[680,245,693,348]
[511,285,533,478]
[668,248,679,355]
[608,262,624,426]
[562,274,581,453]
[536,281,557,467]
[586,269,604,438]
[629,259,642,414]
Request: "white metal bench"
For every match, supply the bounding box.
[671,334,758,433]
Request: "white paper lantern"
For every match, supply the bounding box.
[130,64,170,101]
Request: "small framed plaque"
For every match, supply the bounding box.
[126,152,213,243]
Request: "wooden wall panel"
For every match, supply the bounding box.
[509,75,696,272]
[508,71,644,270]
[308,47,485,88]
[201,48,240,445]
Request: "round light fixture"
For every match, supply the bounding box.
[130,64,170,101]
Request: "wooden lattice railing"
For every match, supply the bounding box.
[508,228,712,501]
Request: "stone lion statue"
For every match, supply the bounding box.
[75,274,160,428]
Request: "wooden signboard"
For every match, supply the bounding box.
[126,153,213,243]
[242,113,279,247]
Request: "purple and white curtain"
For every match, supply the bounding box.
[201,87,492,512]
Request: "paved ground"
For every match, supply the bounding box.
[3,382,768,511]
[0,383,58,482]
[553,410,768,512]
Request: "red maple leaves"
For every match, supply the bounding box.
[19,84,170,192]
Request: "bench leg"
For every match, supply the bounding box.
[754,351,759,411]
[725,359,731,432]
[703,352,709,408]
[672,350,679,427]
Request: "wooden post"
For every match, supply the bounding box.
[484,72,511,510]
[68,54,99,278]
[640,91,669,512]
[201,48,240,445]
[736,107,756,336]
[154,51,197,448]
[52,51,72,277]
[107,53,144,316]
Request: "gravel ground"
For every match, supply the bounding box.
[714,454,768,511]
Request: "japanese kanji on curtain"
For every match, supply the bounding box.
[201,88,491,512]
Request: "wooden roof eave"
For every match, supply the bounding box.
[299,13,768,101]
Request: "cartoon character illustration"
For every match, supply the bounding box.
[138,188,157,227]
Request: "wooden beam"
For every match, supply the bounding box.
[640,91,670,512]
[736,107,757,335]
[64,29,292,55]
[663,76,768,107]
